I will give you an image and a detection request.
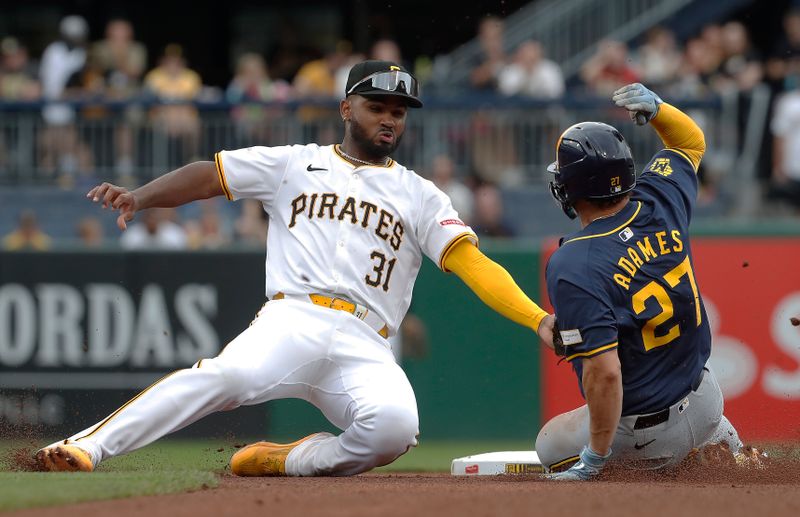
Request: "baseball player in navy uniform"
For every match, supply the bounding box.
[34,60,554,476]
[537,83,748,480]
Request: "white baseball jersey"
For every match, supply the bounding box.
[215,143,477,335]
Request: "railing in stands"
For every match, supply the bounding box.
[0,96,732,190]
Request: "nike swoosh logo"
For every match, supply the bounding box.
[307,164,327,172]
[634,439,656,450]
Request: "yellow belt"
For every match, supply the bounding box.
[273,292,389,338]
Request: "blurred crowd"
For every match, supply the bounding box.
[3,7,800,250]
[5,13,789,106]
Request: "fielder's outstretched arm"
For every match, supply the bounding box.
[443,239,552,339]
[87,161,224,230]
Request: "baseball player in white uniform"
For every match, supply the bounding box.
[35,60,554,477]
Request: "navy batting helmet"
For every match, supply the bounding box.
[547,122,636,219]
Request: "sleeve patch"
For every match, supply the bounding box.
[559,329,583,345]
[440,219,466,227]
[649,158,673,177]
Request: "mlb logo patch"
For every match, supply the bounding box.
[619,227,634,242]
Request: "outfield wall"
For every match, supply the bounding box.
[0,240,798,442]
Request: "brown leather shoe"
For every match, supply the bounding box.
[230,433,329,476]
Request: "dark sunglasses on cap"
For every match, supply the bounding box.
[346,70,419,97]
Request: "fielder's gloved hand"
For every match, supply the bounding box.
[612,83,663,126]
[545,445,611,481]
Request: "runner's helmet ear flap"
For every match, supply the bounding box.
[547,122,636,219]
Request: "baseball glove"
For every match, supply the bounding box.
[552,317,568,357]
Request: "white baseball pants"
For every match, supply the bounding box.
[57,298,419,476]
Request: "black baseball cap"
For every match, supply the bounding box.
[345,60,423,108]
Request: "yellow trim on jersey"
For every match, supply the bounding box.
[665,148,694,169]
[333,144,395,169]
[214,152,233,200]
[565,342,618,363]
[438,232,478,271]
[561,202,642,245]
[74,371,179,442]
[549,454,581,471]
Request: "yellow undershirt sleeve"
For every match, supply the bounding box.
[443,239,549,332]
[650,103,706,172]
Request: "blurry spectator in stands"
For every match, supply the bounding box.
[0,37,40,100]
[768,10,800,91]
[90,19,147,178]
[671,37,718,98]
[226,52,291,145]
[293,41,351,140]
[580,40,640,96]
[184,200,231,249]
[470,111,523,186]
[38,15,96,186]
[40,15,89,124]
[76,216,104,248]
[715,21,763,93]
[0,37,41,171]
[429,154,474,224]
[3,210,51,251]
[371,39,405,67]
[120,207,188,249]
[777,10,800,61]
[769,89,800,210]
[466,19,517,180]
[497,40,564,98]
[636,27,682,88]
[293,41,351,99]
[144,44,202,165]
[91,19,146,99]
[469,16,507,91]
[700,24,725,70]
[471,184,514,238]
[235,198,268,246]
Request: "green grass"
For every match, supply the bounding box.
[0,439,531,511]
[0,471,217,511]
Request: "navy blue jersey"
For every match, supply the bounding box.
[546,148,710,416]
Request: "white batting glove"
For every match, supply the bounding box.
[612,83,663,126]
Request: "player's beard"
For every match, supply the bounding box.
[349,117,402,160]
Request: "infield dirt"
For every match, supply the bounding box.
[5,461,800,517]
